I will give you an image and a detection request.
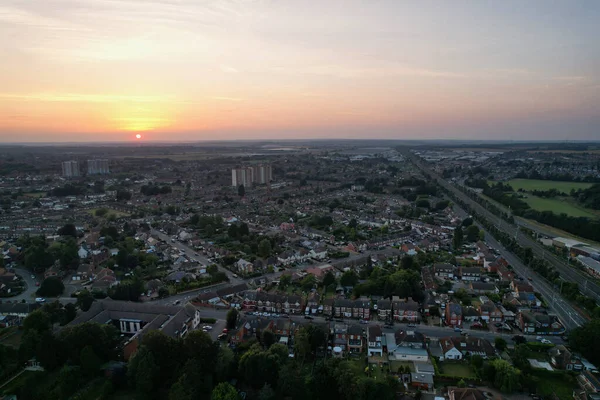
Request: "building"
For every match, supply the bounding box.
[367,325,383,356]
[445,302,463,327]
[68,299,201,360]
[577,256,600,278]
[549,345,583,371]
[447,387,488,400]
[62,160,80,177]
[439,336,496,360]
[87,159,110,175]
[392,297,421,322]
[231,167,253,188]
[347,324,364,353]
[252,164,272,184]
[231,164,273,187]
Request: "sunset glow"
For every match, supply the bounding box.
[0,0,598,142]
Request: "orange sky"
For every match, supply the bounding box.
[1,1,599,142]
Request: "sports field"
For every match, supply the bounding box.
[506,179,593,194]
[523,195,598,219]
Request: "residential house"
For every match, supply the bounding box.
[377,299,392,321]
[549,345,583,371]
[395,330,426,349]
[255,292,304,314]
[462,306,481,322]
[332,323,349,352]
[347,324,364,353]
[91,267,117,290]
[411,362,435,391]
[575,370,600,400]
[272,319,293,338]
[73,263,93,281]
[241,290,258,310]
[231,318,274,344]
[439,336,496,360]
[445,303,463,327]
[0,302,40,326]
[334,299,353,318]
[217,283,248,300]
[479,300,503,322]
[497,265,514,282]
[434,263,456,279]
[460,266,482,281]
[519,311,563,334]
[353,297,371,320]
[305,264,335,280]
[469,282,498,295]
[323,298,334,316]
[306,292,320,315]
[367,325,383,356]
[392,297,420,322]
[235,259,253,274]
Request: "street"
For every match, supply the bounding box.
[194,306,565,344]
[9,268,38,302]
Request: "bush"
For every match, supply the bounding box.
[36,277,65,297]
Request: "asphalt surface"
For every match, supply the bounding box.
[9,268,39,301]
[408,153,600,304]
[195,307,565,344]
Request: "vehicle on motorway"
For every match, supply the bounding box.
[304,315,313,320]
[35,297,46,303]
[454,327,462,332]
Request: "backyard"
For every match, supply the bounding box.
[439,362,476,378]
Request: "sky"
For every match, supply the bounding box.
[0,0,599,142]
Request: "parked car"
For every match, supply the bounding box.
[35,297,46,303]
[359,320,368,324]
[494,322,503,328]
[222,329,228,334]
[383,324,394,329]
[304,316,313,320]
[454,327,462,332]
[541,339,552,344]
[536,336,543,341]
[217,333,227,340]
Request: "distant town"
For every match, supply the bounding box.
[1,140,599,400]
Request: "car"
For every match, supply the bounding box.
[173,300,181,305]
[31,275,35,279]
[35,282,40,286]
[454,328,462,332]
[203,325,213,331]
[217,333,227,340]
[222,329,228,334]
[35,297,46,303]
[359,320,368,324]
[536,336,543,341]
[541,339,552,344]
[335,319,344,322]
[245,311,254,316]
[407,323,416,327]
[304,315,313,320]
[384,324,394,329]
[194,253,199,256]
[494,322,503,328]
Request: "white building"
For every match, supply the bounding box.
[87,159,110,175]
[62,160,80,177]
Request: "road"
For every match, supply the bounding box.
[412,153,600,303]
[406,151,600,305]
[9,268,38,301]
[150,228,244,285]
[194,306,565,344]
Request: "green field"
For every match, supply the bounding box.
[523,195,598,218]
[506,179,593,194]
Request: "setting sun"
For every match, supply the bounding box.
[135,134,142,139]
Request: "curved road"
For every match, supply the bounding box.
[8,268,38,302]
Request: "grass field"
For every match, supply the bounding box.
[523,195,598,218]
[531,371,578,400]
[439,362,475,378]
[505,179,593,193]
[89,208,131,218]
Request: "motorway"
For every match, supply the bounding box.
[406,152,600,303]
[195,307,565,345]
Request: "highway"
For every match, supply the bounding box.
[407,152,600,304]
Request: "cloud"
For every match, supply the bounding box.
[212,96,244,102]
[0,93,176,103]
[219,65,239,73]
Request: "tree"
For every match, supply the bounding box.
[471,354,484,369]
[489,359,520,393]
[57,223,77,237]
[211,382,238,400]
[258,384,276,400]
[258,239,272,258]
[569,319,600,366]
[340,270,358,287]
[322,271,336,288]
[36,277,65,297]
[465,225,480,243]
[238,184,245,197]
[226,308,239,330]
[294,325,326,362]
[512,335,527,345]
[128,347,159,398]
[80,345,102,376]
[462,217,474,227]
[76,290,95,311]
[453,226,464,249]
[495,337,507,352]
[62,303,77,325]
[261,330,276,349]
[301,274,317,291]
[279,274,291,289]
[215,346,235,382]
[23,309,51,334]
